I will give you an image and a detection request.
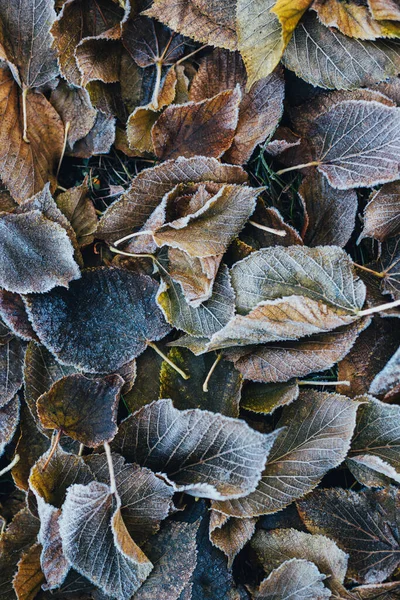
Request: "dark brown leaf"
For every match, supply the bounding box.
[0,395,20,457]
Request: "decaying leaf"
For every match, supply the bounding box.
[213,390,359,517]
[0,323,25,407]
[112,398,280,501]
[253,558,330,599]
[209,511,256,569]
[25,267,171,373]
[50,81,97,150]
[56,181,98,247]
[59,481,153,600]
[37,373,124,446]
[298,487,400,584]
[240,381,299,414]
[12,542,45,600]
[0,291,38,341]
[370,347,400,398]
[368,0,400,21]
[36,500,70,590]
[359,182,400,243]
[0,394,20,457]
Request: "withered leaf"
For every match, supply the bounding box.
[97,156,247,243]
[84,452,174,544]
[50,82,97,150]
[0,67,64,202]
[122,347,163,415]
[209,511,256,569]
[213,390,359,517]
[167,248,222,307]
[0,0,59,89]
[131,519,200,600]
[189,49,247,102]
[59,481,153,600]
[37,373,123,447]
[152,88,241,160]
[0,291,38,342]
[253,558,330,600]
[370,346,400,398]
[0,324,25,408]
[283,13,400,90]
[159,347,242,416]
[13,542,45,600]
[0,395,20,457]
[0,211,80,294]
[112,398,279,500]
[36,500,69,590]
[25,267,171,373]
[227,319,369,383]
[352,581,400,599]
[241,381,299,414]
[348,395,400,484]
[240,204,303,250]
[75,31,121,88]
[71,110,116,158]
[252,528,348,597]
[12,403,48,491]
[56,181,98,247]
[298,487,400,584]
[144,0,237,51]
[299,171,358,247]
[126,106,161,154]
[231,245,365,313]
[368,0,400,21]
[359,182,400,243]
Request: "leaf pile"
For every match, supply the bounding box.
[1,1,400,599]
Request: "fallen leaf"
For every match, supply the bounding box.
[37,373,124,446]
[59,481,153,600]
[50,81,97,150]
[13,542,45,600]
[370,346,400,398]
[36,500,70,590]
[368,0,400,21]
[213,390,359,517]
[253,558,330,599]
[352,581,400,599]
[25,267,171,373]
[298,486,400,584]
[209,511,256,569]
[112,398,280,500]
[359,182,400,242]
[56,181,98,247]
[126,106,161,153]
[122,347,163,415]
[12,403,49,491]
[189,48,247,102]
[0,395,20,457]
[75,30,121,87]
[152,88,241,160]
[0,291,38,341]
[70,110,116,158]
[240,381,299,414]
[167,248,222,306]
[0,324,25,408]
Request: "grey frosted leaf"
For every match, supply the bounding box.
[231,245,365,314]
[352,581,400,599]
[359,182,400,243]
[253,558,330,600]
[252,528,348,597]
[0,0,59,88]
[240,381,299,414]
[227,319,369,383]
[309,100,400,190]
[25,267,171,373]
[0,211,80,294]
[213,390,359,517]
[84,452,174,544]
[50,81,97,149]
[209,511,256,569]
[59,481,153,600]
[0,324,25,408]
[0,394,20,457]
[347,454,400,487]
[157,264,236,337]
[299,171,358,247]
[0,290,38,342]
[370,347,400,397]
[71,110,116,158]
[133,519,200,600]
[97,156,247,244]
[297,487,400,584]
[283,12,400,90]
[36,499,70,590]
[348,395,400,482]
[112,398,279,501]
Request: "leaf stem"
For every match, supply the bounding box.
[151,60,163,110]
[175,44,209,67]
[41,429,62,471]
[56,121,70,179]
[104,442,116,494]
[114,230,155,247]
[298,380,350,387]
[0,454,20,478]
[353,263,385,278]
[109,246,155,260]
[148,342,190,380]
[276,161,320,176]
[249,220,287,237]
[203,353,222,392]
[357,298,400,317]
[78,443,84,457]
[22,86,30,144]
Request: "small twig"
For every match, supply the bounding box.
[203,354,222,392]
[0,454,20,478]
[56,121,70,178]
[148,342,189,380]
[276,161,320,176]
[249,220,287,237]
[104,442,116,494]
[357,298,400,317]
[22,86,30,143]
[41,429,62,471]
[298,380,350,387]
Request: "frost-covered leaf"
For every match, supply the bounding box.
[370,347,400,398]
[12,403,48,491]
[56,180,98,247]
[0,211,80,294]
[12,542,45,600]
[59,481,153,600]
[50,81,97,150]
[213,390,359,517]
[0,395,20,457]
[152,88,241,160]
[36,500,70,590]
[189,48,247,102]
[0,291,38,342]
[298,487,400,584]
[352,581,400,599]
[368,0,400,21]
[253,558,330,600]
[37,373,123,446]
[359,182,400,242]
[0,324,25,408]
[25,267,171,373]
[209,511,256,569]
[112,398,279,501]
[284,13,400,90]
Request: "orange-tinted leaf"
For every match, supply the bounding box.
[13,542,45,600]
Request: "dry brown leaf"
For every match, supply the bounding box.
[358,181,400,242]
[13,543,45,600]
[368,0,400,21]
[56,180,98,247]
[189,48,247,102]
[126,106,161,153]
[0,395,20,457]
[209,511,256,568]
[50,81,97,150]
[152,87,241,160]
[76,31,121,87]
